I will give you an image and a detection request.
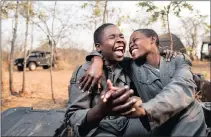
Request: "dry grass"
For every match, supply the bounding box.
[1,47,88,111]
[1,58,210,112]
[192,60,210,80]
[1,69,74,111]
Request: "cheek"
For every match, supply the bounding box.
[137,40,151,51]
[101,46,113,56]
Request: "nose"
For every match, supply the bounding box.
[115,37,126,46]
[116,36,124,43]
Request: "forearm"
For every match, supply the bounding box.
[142,77,195,129]
[67,105,106,136]
[87,104,107,125]
[142,55,196,129]
[91,56,103,67]
[79,104,107,136]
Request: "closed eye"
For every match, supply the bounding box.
[129,38,139,46]
[133,38,139,42]
[108,34,116,39]
[119,34,124,38]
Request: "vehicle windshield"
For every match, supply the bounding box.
[29,52,40,57]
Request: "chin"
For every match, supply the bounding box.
[115,57,124,62]
[131,53,139,60]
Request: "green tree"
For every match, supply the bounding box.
[138,1,193,50]
[1,1,17,19]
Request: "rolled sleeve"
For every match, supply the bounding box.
[142,54,196,129]
[86,50,102,61]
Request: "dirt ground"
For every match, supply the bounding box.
[1,60,210,112]
[1,69,73,111]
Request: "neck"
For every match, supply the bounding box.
[146,46,161,69]
[104,59,117,70]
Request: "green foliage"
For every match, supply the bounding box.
[117,19,121,27]
[182,2,193,11]
[39,40,50,50]
[138,1,157,13]
[81,3,88,9]
[94,7,101,16]
[137,1,194,28]
[19,2,35,18]
[38,11,47,21]
[1,2,17,19]
[185,46,193,52]
[1,8,8,19]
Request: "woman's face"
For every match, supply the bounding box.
[129,31,154,60]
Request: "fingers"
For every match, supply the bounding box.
[101,89,113,103]
[79,76,88,92]
[98,78,102,89]
[173,51,177,58]
[87,78,97,93]
[112,98,137,112]
[82,76,93,92]
[121,108,136,116]
[111,86,130,99]
[112,89,134,106]
[165,50,170,62]
[79,76,85,85]
[107,79,113,90]
[169,50,174,60]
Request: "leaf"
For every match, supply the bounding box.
[94,7,101,16]
[81,3,88,9]
[1,9,8,19]
[117,20,121,27]
[137,1,157,13]
[38,11,46,19]
[182,2,193,11]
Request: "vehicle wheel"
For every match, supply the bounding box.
[43,66,50,69]
[28,62,36,71]
[17,66,23,71]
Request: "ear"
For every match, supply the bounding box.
[151,36,157,44]
[95,43,101,52]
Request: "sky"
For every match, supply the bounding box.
[1,1,210,56]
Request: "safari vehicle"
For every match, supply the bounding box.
[1,102,211,136]
[201,36,211,61]
[14,50,55,71]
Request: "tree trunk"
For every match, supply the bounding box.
[21,1,30,94]
[1,2,4,94]
[92,20,97,50]
[9,1,19,95]
[50,40,56,104]
[49,1,57,104]
[167,13,173,50]
[31,22,34,50]
[103,1,108,24]
[0,27,2,95]
[191,26,198,60]
[193,26,197,49]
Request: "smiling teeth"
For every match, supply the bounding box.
[116,47,124,50]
